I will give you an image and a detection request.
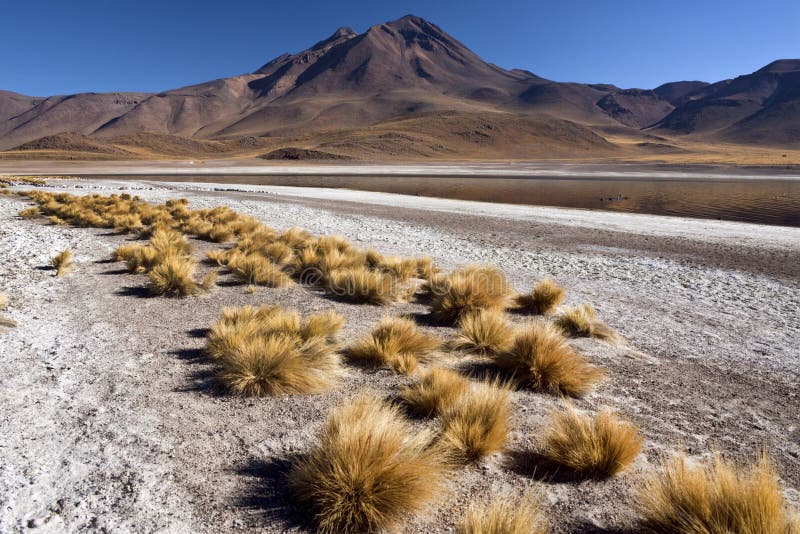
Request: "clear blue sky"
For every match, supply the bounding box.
[2,0,798,96]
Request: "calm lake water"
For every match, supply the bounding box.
[98,174,800,228]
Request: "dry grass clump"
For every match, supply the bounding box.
[148,255,198,296]
[112,228,194,274]
[429,264,514,323]
[205,305,344,395]
[542,406,642,479]
[415,256,439,280]
[0,292,8,310]
[219,336,340,396]
[302,310,346,343]
[279,226,314,249]
[228,253,293,287]
[149,227,191,256]
[20,190,441,305]
[376,256,419,282]
[494,320,604,397]
[556,303,617,341]
[288,396,448,533]
[326,266,400,305]
[113,244,154,272]
[263,241,294,266]
[206,304,281,359]
[206,305,345,358]
[516,279,566,315]
[347,316,441,374]
[458,492,548,534]
[451,309,515,355]
[50,249,74,277]
[19,206,41,219]
[200,270,218,290]
[181,214,235,243]
[440,379,512,462]
[293,245,365,281]
[205,249,230,266]
[638,452,799,534]
[48,216,65,226]
[399,367,470,417]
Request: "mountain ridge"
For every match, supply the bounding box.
[1,14,798,156]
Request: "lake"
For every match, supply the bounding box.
[89,173,800,227]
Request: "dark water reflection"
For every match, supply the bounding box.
[101,174,800,228]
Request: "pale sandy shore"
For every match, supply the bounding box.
[1,178,798,532]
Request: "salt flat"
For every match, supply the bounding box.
[1,178,797,532]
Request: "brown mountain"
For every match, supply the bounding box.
[652,60,800,146]
[1,15,797,158]
[596,89,675,128]
[653,81,710,105]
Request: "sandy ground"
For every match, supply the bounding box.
[0,178,798,532]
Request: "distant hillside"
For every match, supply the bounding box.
[653,60,800,146]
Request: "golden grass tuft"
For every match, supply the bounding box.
[205,249,229,266]
[429,264,514,323]
[205,306,344,395]
[218,336,340,396]
[288,396,448,533]
[494,320,604,397]
[451,308,515,355]
[228,253,294,287]
[347,316,441,374]
[19,206,41,219]
[556,303,617,341]
[112,243,142,263]
[543,406,642,478]
[458,492,548,534]
[301,310,346,343]
[206,305,281,360]
[50,249,73,277]
[377,256,419,281]
[147,255,198,296]
[415,256,439,280]
[0,292,8,310]
[326,266,400,305]
[279,226,314,249]
[149,227,192,256]
[516,279,566,315]
[200,270,218,290]
[440,379,512,462]
[48,215,65,226]
[638,452,799,534]
[399,367,470,417]
[123,245,159,273]
[263,241,294,266]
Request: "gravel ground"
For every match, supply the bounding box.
[0,178,798,533]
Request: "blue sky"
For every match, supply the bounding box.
[1,0,798,96]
